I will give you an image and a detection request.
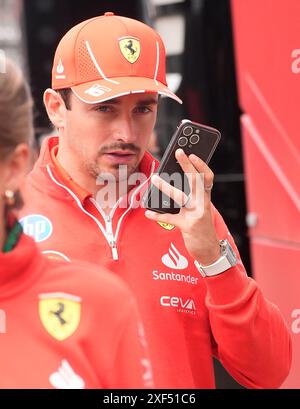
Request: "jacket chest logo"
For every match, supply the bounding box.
[161,242,188,270]
[38,293,81,341]
[19,214,53,242]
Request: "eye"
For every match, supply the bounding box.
[95,105,112,113]
[134,106,152,114]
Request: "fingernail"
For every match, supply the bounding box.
[176,148,184,155]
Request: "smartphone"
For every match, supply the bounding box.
[143,119,221,214]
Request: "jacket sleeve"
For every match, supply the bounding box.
[204,204,292,388]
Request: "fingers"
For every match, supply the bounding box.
[175,149,198,191]
[188,153,214,200]
[189,153,214,185]
[175,149,214,201]
[151,174,189,208]
[175,149,197,175]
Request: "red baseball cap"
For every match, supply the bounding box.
[51,12,182,104]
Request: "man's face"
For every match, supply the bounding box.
[62,92,158,183]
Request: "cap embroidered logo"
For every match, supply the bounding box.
[119,37,140,63]
[55,58,66,79]
[84,84,112,97]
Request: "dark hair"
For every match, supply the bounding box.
[57,88,72,110]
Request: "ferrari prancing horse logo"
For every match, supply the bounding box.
[39,293,81,341]
[119,37,140,63]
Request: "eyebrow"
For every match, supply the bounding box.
[97,97,159,106]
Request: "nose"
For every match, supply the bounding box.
[111,115,136,144]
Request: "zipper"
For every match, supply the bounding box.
[90,200,120,261]
[47,160,156,262]
[114,160,156,243]
[92,160,156,259]
[105,215,118,260]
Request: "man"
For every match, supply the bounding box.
[20,12,291,388]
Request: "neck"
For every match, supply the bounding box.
[56,148,96,194]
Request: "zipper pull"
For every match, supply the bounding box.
[111,240,119,260]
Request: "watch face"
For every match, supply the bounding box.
[194,239,238,277]
[220,239,237,265]
[220,239,228,255]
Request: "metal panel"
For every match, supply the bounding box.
[231,0,300,388]
[251,240,300,388]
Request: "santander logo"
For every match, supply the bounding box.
[56,58,64,74]
[161,243,188,270]
[49,359,85,389]
[55,58,66,79]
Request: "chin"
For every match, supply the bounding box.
[91,157,141,182]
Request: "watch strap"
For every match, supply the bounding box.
[194,256,233,278]
[194,239,238,277]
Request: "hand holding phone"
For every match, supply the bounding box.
[144,119,221,214]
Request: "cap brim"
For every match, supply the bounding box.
[71,76,182,104]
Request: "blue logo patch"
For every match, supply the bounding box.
[19,214,53,243]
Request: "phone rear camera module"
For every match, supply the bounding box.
[183,126,193,136]
[190,134,200,144]
[178,136,188,147]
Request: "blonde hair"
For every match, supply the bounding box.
[0,59,33,156]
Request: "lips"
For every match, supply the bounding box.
[106,150,136,156]
[103,151,136,164]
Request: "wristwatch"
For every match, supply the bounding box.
[194,239,238,278]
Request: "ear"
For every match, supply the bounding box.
[43,88,67,129]
[4,144,30,193]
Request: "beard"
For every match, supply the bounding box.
[87,158,142,202]
[85,142,141,182]
[86,159,140,182]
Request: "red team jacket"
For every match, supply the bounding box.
[19,136,292,388]
[0,232,152,388]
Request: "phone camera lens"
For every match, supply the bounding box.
[178,136,188,147]
[190,134,200,144]
[183,126,193,136]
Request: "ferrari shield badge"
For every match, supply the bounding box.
[39,293,81,341]
[157,222,175,231]
[119,37,140,63]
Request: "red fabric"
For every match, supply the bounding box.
[0,233,151,388]
[19,136,292,388]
